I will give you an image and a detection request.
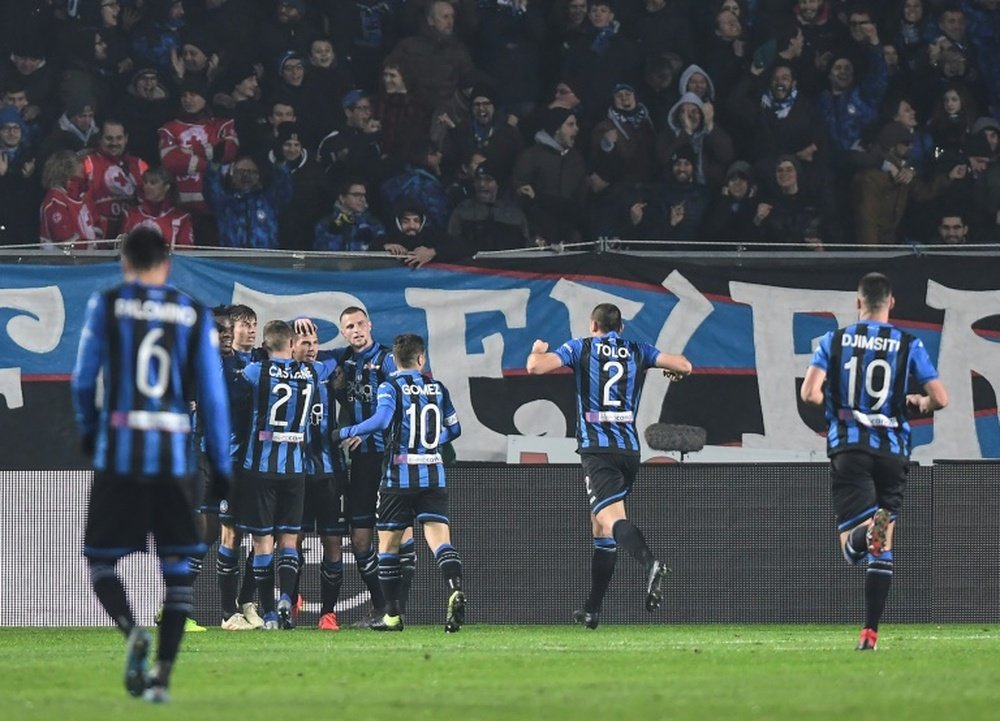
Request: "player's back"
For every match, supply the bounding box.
[382,371,458,490]
[556,331,660,454]
[242,357,326,475]
[91,282,212,476]
[822,320,934,458]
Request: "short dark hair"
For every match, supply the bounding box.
[121,226,169,271]
[393,333,425,366]
[858,272,893,310]
[591,303,623,333]
[228,304,257,324]
[212,304,231,322]
[336,176,366,198]
[263,320,293,352]
[339,306,368,321]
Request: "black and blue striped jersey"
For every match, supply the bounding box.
[809,321,938,459]
[553,331,661,455]
[336,342,396,454]
[305,374,346,476]
[338,370,461,490]
[71,281,231,478]
[238,357,337,475]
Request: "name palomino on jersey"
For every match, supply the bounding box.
[268,365,312,380]
[841,334,901,353]
[114,298,198,326]
[595,343,630,359]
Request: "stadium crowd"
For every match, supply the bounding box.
[2,0,1000,252]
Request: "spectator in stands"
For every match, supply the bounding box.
[753,154,834,250]
[327,0,403,93]
[389,0,476,116]
[626,144,709,246]
[630,0,696,64]
[39,94,99,164]
[121,166,194,248]
[372,60,432,170]
[112,67,172,165]
[963,0,1000,129]
[314,177,386,251]
[853,120,963,245]
[131,0,186,76]
[656,91,734,187]
[1,80,43,152]
[381,142,449,231]
[1,36,57,121]
[475,0,546,119]
[260,0,312,66]
[972,116,1000,161]
[204,154,292,248]
[39,149,100,250]
[380,196,454,268]
[561,0,641,128]
[58,26,119,118]
[81,119,149,237]
[447,160,531,253]
[158,76,238,244]
[317,89,385,188]
[794,0,844,82]
[213,64,263,158]
[932,209,972,244]
[170,25,220,86]
[704,7,750,106]
[888,0,934,75]
[443,83,522,183]
[273,122,330,251]
[304,36,352,131]
[882,95,935,176]
[272,50,330,151]
[0,105,40,245]
[703,160,761,245]
[512,106,586,246]
[927,83,979,154]
[639,50,684,129]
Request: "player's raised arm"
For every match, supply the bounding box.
[526,339,564,375]
[653,351,692,381]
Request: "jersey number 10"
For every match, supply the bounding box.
[406,403,441,450]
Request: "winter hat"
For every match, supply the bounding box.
[130,66,161,85]
[725,160,753,181]
[775,153,802,175]
[470,84,495,103]
[277,50,304,77]
[972,116,1000,136]
[179,76,210,100]
[341,89,369,110]
[222,63,257,91]
[876,121,912,150]
[276,121,303,146]
[613,82,636,96]
[965,133,993,159]
[10,35,45,60]
[65,94,96,117]
[0,105,27,135]
[670,144,697,165]
[540,106,574,135]
[474,160,497,179]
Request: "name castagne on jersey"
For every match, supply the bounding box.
[114,297,198,326]
[841,333,901,353]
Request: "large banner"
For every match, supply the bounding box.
[2,253,1000,468]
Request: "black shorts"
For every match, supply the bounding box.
[830,450,909,532]
[235,470,306,536]
[195,448,228,516]
[302,473,349,536]
[581,452,640,514]
[83,472,202,560]
[377,488,449,531]
[348,452,385,529]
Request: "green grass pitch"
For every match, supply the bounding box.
[2,625,999,721]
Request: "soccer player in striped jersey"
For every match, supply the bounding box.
[232,320,338,629]
[526,302,691,629]
[801,272,948,650]
[72,227,232,703]
[336,307,417,624]
[291,321,350,630]
[338,334,465,632]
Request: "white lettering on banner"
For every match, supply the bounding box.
[918,282,1000,462]
[406,287,530,462]
[730,283,857,451]
[0,286,65,410]
[634,271,715,453]
[230,283,361,351]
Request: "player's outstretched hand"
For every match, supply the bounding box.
[209,468,232,501]
[293,317,318,337]
[80,433,96,459]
